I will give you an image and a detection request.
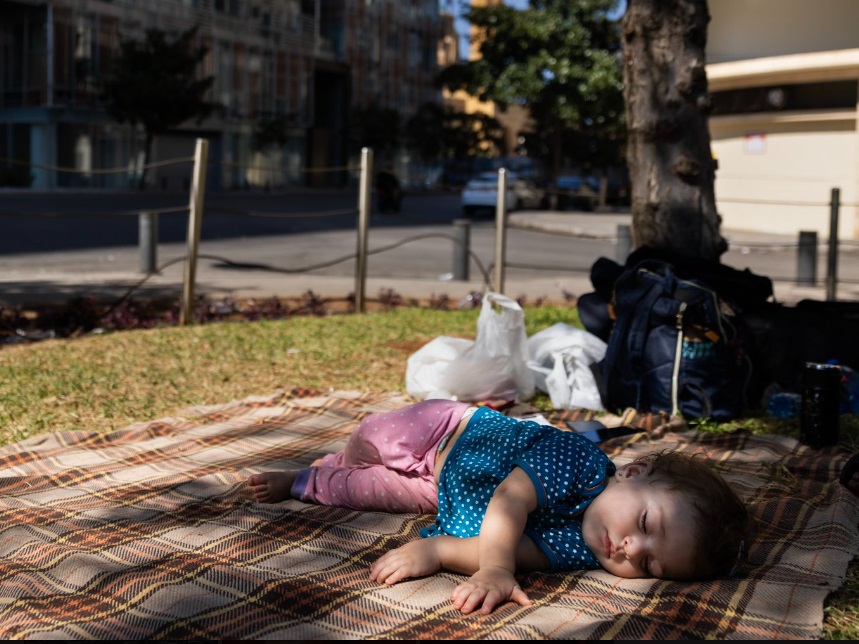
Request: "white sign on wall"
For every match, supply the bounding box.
[744,133,767,154]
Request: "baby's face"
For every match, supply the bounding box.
[581,461,699,580]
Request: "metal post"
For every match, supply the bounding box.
[796,230,817,286]
[826,187,840,301]
[616,223,631,264]
[493,168,508,294]
[355,147,373,313]
[452,218,471,281]
[180,138,209,325]
[139,211,158,274]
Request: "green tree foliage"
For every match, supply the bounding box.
[100,25,216,189]
[404,102,506,163]
[437,0,625,179]
[349,105,402,164]
[443,110,506,159]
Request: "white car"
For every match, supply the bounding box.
[460,171,545,215]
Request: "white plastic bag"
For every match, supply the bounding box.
[403,336,474,401]
[405,292,535,402]
[527,322,607,410]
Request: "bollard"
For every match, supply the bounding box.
[796,230,817,286]
[355,147,373,313]
[616,224,631,264]
[139,211,158,274]
[493,168,508,294]
[452,219,471,281]
[180,137,209,326]
[826,187,840,301]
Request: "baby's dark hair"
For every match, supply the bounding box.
[639,449,756,580]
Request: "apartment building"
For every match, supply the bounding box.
[707,0,859,240]
[0,0,441,190]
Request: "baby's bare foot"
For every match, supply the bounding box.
[248,471,298,503]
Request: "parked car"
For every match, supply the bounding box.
[460,171,546,215]
[554,175,600,211]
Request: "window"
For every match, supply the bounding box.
[710,81,858,116]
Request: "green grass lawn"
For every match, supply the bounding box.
[0,305,855,638]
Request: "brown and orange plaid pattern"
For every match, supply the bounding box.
[0,387,856,639]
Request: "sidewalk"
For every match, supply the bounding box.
[1,210,856,308]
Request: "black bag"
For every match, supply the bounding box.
[743,299,859,398]
[596,258,755,420]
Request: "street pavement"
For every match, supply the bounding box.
[1,204,856,308]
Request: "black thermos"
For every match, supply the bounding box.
[800,362,842,448]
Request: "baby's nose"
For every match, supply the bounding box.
[621,536,642,559]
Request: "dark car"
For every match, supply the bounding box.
[555,175,600,211]
[375,170,402,213]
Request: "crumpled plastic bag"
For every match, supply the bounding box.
[527,322,607,410]
[405,292,535,403]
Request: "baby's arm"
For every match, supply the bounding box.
[452,466,539,614]
[370,467,544,615]
[369,529,546,586]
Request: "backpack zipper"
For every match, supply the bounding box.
[671,301,687,416]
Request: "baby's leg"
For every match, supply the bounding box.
[308,463,437,513]
[254,401,471,511]
[338,399,472,474]
[248,470,300,503]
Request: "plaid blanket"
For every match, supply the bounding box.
[0,387,856,640]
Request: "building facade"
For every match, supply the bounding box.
[0,0,441,190]
[439,0,531,159]
[707,0,859,240]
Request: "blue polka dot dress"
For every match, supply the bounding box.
[420,407,616,571]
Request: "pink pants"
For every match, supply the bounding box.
[293,400,472,513]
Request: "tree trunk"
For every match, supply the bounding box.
[622,0,727,261]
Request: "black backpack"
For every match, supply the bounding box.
[579,248,774,421]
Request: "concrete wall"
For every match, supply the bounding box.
[708,0,859,63]
[707,0,859,239]
[711,114,858,239]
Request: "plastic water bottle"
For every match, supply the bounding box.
[767,392,802,419]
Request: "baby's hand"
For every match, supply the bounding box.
[370,539,441,585]
[451,566,531,615]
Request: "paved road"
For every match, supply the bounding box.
[0,188,459,254]
[1,189,857,306]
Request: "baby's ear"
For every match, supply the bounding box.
[616,461,654,479]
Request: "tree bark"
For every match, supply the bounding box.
[622,0,726,261]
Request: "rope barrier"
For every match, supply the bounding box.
[0,206,189,218]
[504,261,597,273]
[215,160,357,173]
[2,150,856,304]
[0,156,194,174]
[99,233,493,313]
[515,221,859,252]
[0,157,356,176]
[718,196,859,208]
[373,211,449,226]
[208,232,492,286]
[206,206,358,218]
